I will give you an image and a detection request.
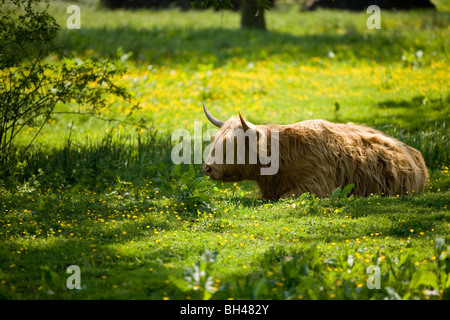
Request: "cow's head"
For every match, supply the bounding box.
[202,102,274,182]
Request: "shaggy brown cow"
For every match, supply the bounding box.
[202,103,428,200]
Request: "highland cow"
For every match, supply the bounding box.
[202,103,428,200]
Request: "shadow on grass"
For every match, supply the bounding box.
[1,185,449,298]
[371,95,450,131]
[0,236,190,299]
[57,25,426,67]
[0,191,196,298]
[1,130,175,191]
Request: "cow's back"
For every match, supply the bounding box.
[274,120,428,197]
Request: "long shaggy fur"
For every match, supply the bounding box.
[204,117,429,200]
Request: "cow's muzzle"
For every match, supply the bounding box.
[203,164,212,176]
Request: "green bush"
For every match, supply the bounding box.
[0,0,132,177]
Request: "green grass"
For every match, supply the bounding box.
[1,2,449,300]
[1,173,449,299]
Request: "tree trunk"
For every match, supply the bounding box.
[241,0,266,30]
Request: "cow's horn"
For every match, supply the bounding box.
[203,102,224,128]
[238,111,252,131]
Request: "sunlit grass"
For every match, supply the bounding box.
[15,5,447,148]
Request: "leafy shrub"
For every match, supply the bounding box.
[0,0,132,176]
[168,250,219,300]
[161,164,217,212]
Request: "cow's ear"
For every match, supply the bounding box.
[238,111,256,132]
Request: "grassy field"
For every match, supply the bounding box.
[0,2,449,300]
